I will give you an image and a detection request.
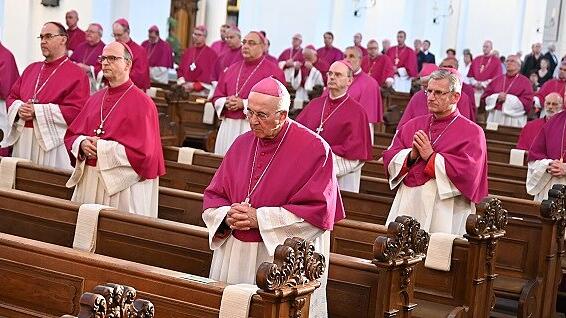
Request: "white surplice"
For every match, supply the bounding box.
[289,67,325,108]
[392,67,411,93]
[213,97,250,155]
[149,66,169,84]
[485,93,527,128]
[2,100,72,170]
[333,153,363,193]
[203,206,329,318]
[66,137,159,217]
[526,159,566,202]
[386,148,474,235]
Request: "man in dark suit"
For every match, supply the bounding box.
[543,42,559,75]
[417,40,435,71]
[521,42,543,76]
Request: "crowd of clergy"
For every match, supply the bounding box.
[1,9,566,317]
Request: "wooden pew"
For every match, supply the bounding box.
[161,146,532,200]
[0,231,321,318]
[153,95,178,146]
[375,122,522,146]
[362,158,527,182]
[166,87,218,152]
[332,198,507,318]
[7,159,562,316]
[0,188,428,318]
[61,283,154,318]
[5,158,510,317]
[372,144,528,166]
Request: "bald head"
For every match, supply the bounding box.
[65,10,79,29]
[354,33,362,45]
[327,61,353,96]
[483,40,493,55]
[505,55,521,75]
[101,42,133,85]
[292,33,302,48]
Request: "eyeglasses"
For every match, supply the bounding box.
[242,40,260,46]
[245,109,281,121]
[327,71,347,78]
[97,55,128,63]
[424,89,452,97]
[37,33,65,40]
[545,102,562,106]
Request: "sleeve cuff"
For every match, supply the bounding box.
[193,81,204,91]
[424,153,436,178]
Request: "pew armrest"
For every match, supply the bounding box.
[517,279,537,318]
[446,306,468,318]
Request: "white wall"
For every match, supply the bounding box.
[238,0,548,63]
[1,0,171,71]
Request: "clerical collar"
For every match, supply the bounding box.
[354,68,362,76]
[433,107,460,122]
[108,79,134,94]
[423,50,429,54]
[44,54,68,66]
[329,91,348,101]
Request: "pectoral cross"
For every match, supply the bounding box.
[316,125,324,134]
[480,64,485,72]
[27,98,37,104]
[241,197,250,206]
[189,62,196,71]
[94,123,105,137]
[394,58,399,65]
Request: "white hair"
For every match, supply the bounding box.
[274,80,291,112]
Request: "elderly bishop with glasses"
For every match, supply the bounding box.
[64,41,165,217]
[2,22,89,170]
[203,76,345,318]
[382,69,488,235]
[211,31,285,155]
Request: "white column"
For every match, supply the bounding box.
[440,0,462,55]
[205,0,227,44]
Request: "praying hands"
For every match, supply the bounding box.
[411,130,434,161]
[548,160,566,177]
[226,96,244,111]
[225,203,258,231]
[18,103,35,121]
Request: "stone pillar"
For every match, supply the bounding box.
[205,0,227,44]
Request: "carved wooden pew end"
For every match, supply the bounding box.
[61,283,154,318]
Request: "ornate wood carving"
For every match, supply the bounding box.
[373,215,430,263]
[170,0,200,49]
[256,237,325,291]
[541,184,566,239]
[62,284,154,318]
[465,197,508,237]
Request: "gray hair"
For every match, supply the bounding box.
[429,69,462,93]
[274,80,291,112]
[344,46,363,59]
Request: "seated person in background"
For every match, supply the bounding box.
[517,92,563,150]
[526,94,566,201]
